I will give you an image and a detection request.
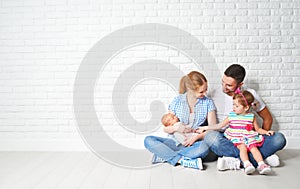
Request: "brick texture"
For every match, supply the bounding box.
[0,0,299,150]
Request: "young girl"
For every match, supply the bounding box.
[198,90,274,175]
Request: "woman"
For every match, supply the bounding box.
[144,71,217,170]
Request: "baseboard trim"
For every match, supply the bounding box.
[0,139,89,151]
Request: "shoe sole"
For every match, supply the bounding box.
[245,166,255,175]
[259,168,272,175]
[198,159,203,170]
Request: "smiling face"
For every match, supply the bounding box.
[191,82,208,99]
[222,75,240,96]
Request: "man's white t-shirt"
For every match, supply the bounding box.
[214,86,266,123]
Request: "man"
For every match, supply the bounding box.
[204,64,286,170]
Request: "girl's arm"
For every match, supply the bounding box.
[253,116,274,136]
[197,118,230,133]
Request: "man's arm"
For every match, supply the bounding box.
[246,88,273,131]
[257,107,273,131]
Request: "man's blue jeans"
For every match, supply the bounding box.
[144,135,210,166]
[204,131,286,167]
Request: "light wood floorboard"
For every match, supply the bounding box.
[0,149,299,189]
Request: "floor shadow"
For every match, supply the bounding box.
[277,149,300,161]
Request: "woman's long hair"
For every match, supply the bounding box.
[179,71,207,94]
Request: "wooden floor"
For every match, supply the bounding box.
[0,149,299,189]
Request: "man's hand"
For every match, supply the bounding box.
[265,130,274,136]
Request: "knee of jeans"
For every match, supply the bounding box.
[204,131,221,145]
[144,135,156,148]
[273,132,287,149]
[183,143,209,159]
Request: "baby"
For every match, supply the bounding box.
[161,112,197,145]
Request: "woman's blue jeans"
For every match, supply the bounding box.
[204,130,286,167]
[144,135,209,166]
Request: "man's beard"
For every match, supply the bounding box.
[222,87,236,96]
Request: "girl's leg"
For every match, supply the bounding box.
[249,147,263,163]
[250,146,272,175]
[248,132,286,167]
[236,144,249,163]
[237,144,255,175]
[144,135,183,165]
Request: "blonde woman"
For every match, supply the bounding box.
[144,71,217,170]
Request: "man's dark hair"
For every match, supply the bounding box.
[224,64,246,84]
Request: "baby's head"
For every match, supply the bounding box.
[233,90,255,113]
[161,113,179,127]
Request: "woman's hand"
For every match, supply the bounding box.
[182,133,205,147]
[183,126,193,133]
[183,136,197,147]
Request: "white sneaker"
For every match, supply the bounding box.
[244,162,255,175]
[257,163,272,175]
[151,154,166,164]
[264,154,280,167]
[217,156,241,171]
[180,157,203,170]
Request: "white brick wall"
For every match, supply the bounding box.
[0,0,299,151]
